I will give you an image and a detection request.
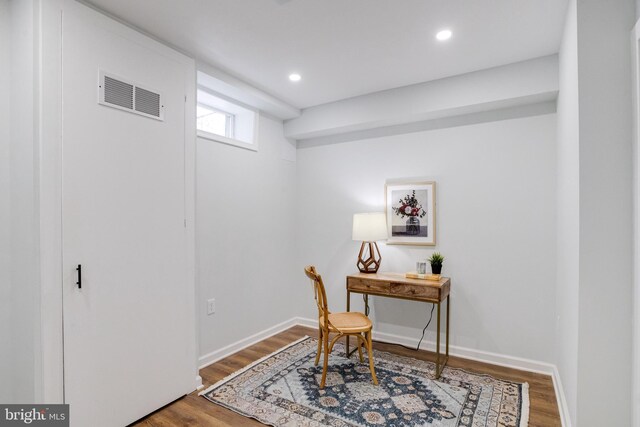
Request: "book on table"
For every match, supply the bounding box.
[405,272,441,281]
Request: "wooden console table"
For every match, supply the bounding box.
[346,272,451,378]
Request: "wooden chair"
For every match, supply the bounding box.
[304,265,378,389]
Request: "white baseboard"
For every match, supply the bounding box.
[198,316,570,426]
[198,317,300,369]
[297,317,554,374]
[195,375,204,391]
[551,366,572,427]
[294,317,317,329]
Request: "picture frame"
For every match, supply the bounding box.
[385,180,436,246]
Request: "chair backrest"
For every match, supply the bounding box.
[304,265,329,329]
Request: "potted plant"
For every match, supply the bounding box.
[428,252,444,275]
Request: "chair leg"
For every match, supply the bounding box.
[320,331,330,389]
[365,330,378,385]
[315,328,323,366]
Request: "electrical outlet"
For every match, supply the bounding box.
[207,298,216,315]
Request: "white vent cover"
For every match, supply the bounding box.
[99,71,164,121]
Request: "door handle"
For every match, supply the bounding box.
[76,264,82,289]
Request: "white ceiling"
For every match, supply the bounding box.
[86,0,569,109]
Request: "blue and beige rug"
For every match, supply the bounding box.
[200,336,529,426]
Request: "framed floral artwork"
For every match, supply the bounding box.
[385,180,436,245]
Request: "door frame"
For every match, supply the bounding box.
[38,0,199,403]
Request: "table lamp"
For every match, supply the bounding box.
[352,212,388,273]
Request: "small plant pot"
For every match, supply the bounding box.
[431,264,442,275]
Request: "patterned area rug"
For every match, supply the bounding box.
[200,336,529,426]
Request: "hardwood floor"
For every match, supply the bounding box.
[133,325,561,426]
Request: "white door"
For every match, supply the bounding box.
[62,3,194,426]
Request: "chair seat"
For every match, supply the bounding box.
[320,312,372,333]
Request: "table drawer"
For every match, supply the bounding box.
[348,278,390,294]
[389,282,439,300]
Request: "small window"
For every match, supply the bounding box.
[197,104,234,139]
[196,87,258,151]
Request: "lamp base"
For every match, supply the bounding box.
[357,242,381,273]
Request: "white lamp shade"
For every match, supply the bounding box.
[352,213,388,242]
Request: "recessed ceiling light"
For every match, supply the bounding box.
[436,29,452,41]
[289,73,301,82]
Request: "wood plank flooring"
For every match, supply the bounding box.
[133,325,561,426]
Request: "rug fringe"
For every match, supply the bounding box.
[198,335,311,397]
[520,381,530,427]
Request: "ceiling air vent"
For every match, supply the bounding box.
[99,71,164,121]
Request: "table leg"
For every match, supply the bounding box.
[346,290,350,357]
[446,295,450,358]
[436,301,441,379]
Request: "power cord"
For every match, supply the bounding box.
[372,303,436,351]
[415,304,436,350]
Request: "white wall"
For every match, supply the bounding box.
[556,1,635,425]
[296,114,557,363]
[196,115,298,362]
[0,0,12,403]
[555,0,579,423]
[576,0,634,425]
